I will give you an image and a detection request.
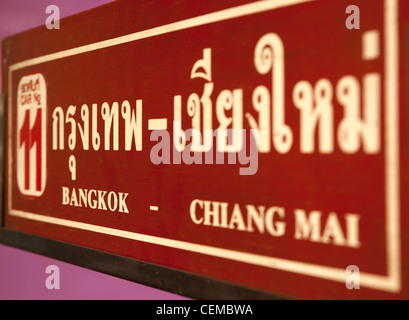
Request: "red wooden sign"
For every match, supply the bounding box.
[2,0,409,299]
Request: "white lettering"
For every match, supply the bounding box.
[294,209,360,248]
[62,186,128,213]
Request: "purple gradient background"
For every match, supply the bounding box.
[0,0,187,300]
[0,244,187,299]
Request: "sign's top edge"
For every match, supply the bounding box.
[6,0,316,72]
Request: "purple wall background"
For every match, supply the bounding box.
[0,0,187,300]
[0,244,187,300]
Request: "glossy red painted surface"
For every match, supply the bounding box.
[3,0,409,299]
[0,0,188,301]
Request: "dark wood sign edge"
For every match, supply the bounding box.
[0,228,288,300]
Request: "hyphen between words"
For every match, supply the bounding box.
[51,33,380,176]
